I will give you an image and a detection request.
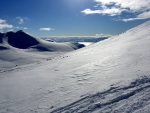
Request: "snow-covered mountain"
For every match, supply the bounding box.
[0,30,84,70]
[0,21,150,113]
[0,30,84,51]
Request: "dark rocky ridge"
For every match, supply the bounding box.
[0,32,4,43]
[6,30,39,49]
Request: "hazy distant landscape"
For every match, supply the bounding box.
[0,0,150,113]
[42,36,108,43]
[41,36,108,46]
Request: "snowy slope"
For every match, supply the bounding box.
[0,21,150,113]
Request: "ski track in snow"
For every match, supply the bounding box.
[51,76,150,113]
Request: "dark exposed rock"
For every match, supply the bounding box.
[6,30,39,49]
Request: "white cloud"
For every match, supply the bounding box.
[15,26,28,30]
[16,17,24,24]
[95,33,113,37]
[39,28,54,31]
[0,19,6,24]
[0,19,27,32]
[102,7,125,16]
[137,11,150,19]
[94,0,150,12]
[8,29,14,32]
[15,26,20,29]
[16,17,29,24]
[122,11,150,22]
[23,27,28,30]
[122,18,142,22]
[82,7,125,16]
[81,0,150,21]
[0,19,13,30]
[81,9,101,15]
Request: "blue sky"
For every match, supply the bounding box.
[0,0,150,37]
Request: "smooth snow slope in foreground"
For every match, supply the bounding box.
[0,21,150,113]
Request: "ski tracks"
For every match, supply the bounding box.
[51,76,150,113]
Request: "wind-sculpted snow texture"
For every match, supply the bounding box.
[0,21,150,113]
[52,76,150,113]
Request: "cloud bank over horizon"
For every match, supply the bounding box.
[81,0,150,22]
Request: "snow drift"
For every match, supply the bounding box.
[0,21,150,113]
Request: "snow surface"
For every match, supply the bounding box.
[0,21,150,113]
